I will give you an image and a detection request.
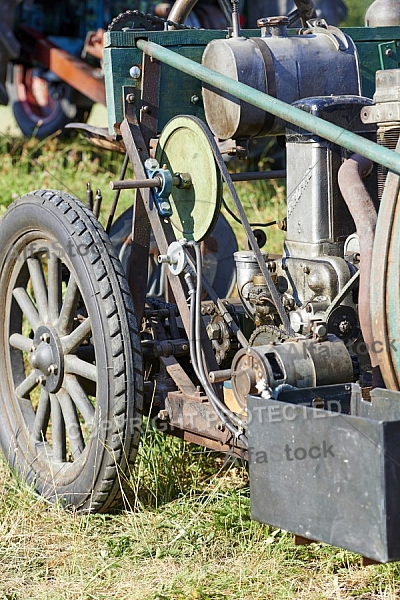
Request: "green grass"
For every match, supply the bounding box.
[0,132,285,253]
[0,135,399,599]
[1,434,400,600]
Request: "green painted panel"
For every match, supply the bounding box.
[104,28,262,134]
[104,29,231,48]
[342,26,400,42]
[105,45,208,134]
[105,26,400,134]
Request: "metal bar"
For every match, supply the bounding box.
[136,39,400,175]
[231,170,286,182]
[120,117,220,374]
[110,177,161,190]
[106,153,129,235]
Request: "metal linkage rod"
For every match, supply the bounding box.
[110,177,161,190]
[231,170,286,182]
[136,39,400,175]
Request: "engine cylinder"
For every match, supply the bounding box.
[201,21,361,140]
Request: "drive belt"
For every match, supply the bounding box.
[182,116,294,336]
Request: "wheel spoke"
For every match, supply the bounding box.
[27,257,48,321]
[15,370,38,398]
[48,254,62,324]
[61,319,92,355]
[31,388,50,441]
[57,388,85,458]
[64,374,95,427]
[64,355,97,383]
[50,393,66,462]
[57,276,79,336]
[12,287,40,331]
[9,333,33,353]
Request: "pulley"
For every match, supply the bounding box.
[155,116,222,242]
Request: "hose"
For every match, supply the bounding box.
[185,244,248,446]
[337,154,385,388]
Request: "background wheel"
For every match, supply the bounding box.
[110,207,238,299]
[9,65,92,139]
[0,190,143,512]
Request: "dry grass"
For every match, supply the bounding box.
[1,441,400,600]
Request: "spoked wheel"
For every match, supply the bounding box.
[10,65,92,139]
[0,190,143,512]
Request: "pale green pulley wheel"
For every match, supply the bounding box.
[155,115,222,242]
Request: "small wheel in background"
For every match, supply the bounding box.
[9,65,92,139]
[0,190,143,512]
[110,207,238,299]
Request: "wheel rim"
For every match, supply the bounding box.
[15,65,65,125]
[4,232,102,479]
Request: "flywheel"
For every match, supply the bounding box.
[155,116,222,242]
[371,150,400,390]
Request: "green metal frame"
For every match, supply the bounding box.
[104,25,400,174]
[104,26,400,138]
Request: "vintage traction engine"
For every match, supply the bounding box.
[2,0,400,562]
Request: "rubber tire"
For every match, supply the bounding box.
[9,65,92,139]
[0,190,143,513]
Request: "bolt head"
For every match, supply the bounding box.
[158,409,169,421]
[129,65,141,79]
[159,201,171,212]
[315,324,327,338]
[207,322,221,339]
[40,333,50,343]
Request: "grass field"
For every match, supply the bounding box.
[0,129,399,599]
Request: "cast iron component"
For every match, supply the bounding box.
[231,335,354,408]
[285,96,376,257]
[362,70,400,200]
[206,313,237,366]
[234,250,271,320]
[248,324,288,347]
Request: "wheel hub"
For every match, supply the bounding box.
[30,325,64,393]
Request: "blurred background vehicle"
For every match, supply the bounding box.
[1,0,348,138]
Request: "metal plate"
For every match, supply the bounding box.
[156,115,222,242]
[248,385,400,563]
